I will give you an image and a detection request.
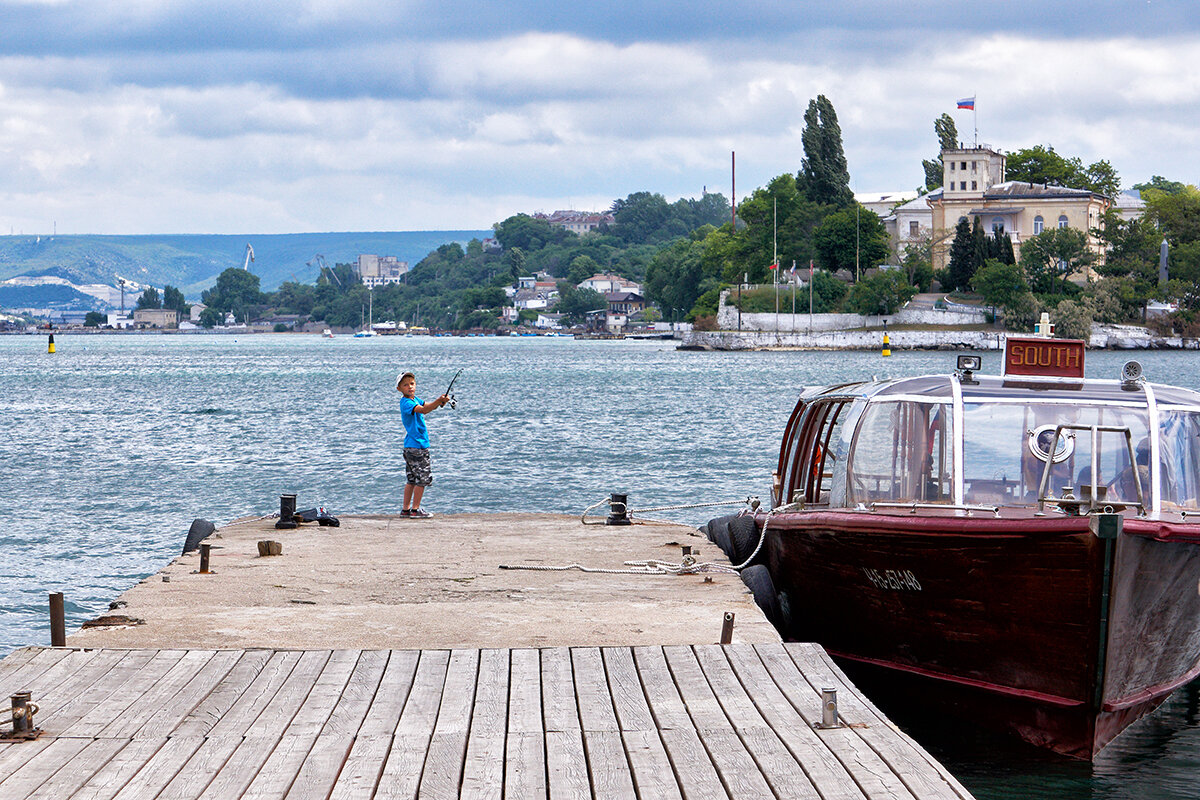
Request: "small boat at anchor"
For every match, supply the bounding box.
[710,336,1200,759]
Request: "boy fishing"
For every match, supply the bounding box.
[396,372,450,518]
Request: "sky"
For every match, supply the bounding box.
[0,0,1197,235]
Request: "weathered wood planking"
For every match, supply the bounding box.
[0,645,974,800]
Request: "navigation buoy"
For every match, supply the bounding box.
[47,333,55,354]
[881,321,890,357]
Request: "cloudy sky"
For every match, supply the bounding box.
[0,0,1196,235]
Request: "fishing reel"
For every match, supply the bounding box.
[447,394,457,410]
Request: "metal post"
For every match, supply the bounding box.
[48,593,65,647]
[10,692,38,738]
[820,687,840,728]
[605,493,631,526]
[199,543,212,574]
[720,612,735,645]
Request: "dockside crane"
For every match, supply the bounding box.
[309,254,341,287]
[243,243,255,271]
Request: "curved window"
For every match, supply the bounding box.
[848,401,953,504]
[1058,214,1069,229]
[1033,215,1044,234]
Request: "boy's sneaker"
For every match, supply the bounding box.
[400,509,412,518]
[410,509,433,518]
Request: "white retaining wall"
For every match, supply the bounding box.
[715,290,987,332]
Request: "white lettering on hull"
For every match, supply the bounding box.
[862,567,922,591]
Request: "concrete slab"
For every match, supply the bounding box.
[67,513,779,650]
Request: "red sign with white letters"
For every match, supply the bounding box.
[1004,337,1086,379]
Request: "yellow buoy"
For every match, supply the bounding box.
[48,333,55,354]
[882,323,890,357]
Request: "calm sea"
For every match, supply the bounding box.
[2,333,1199,798]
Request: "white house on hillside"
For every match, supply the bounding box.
[579,273,641,295]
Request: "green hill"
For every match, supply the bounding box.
[0,230,491,302]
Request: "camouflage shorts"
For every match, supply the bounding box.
[404,448,433,486]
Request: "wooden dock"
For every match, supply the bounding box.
[0,643,972,799]
[0,512,976,798]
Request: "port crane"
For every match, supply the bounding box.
[243,243,255,271]
[308,254,342,287]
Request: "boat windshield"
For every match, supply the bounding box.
[847,400,954,505]
[961,402,1151,508]
[1157,408,1200,509]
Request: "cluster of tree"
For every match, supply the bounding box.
[134,284,190,315]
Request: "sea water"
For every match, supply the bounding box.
[2,333,1199,798]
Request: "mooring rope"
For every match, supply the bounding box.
[581,495,758,525]
[499,557,739,575]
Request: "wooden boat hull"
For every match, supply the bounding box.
[760,511,1200,759]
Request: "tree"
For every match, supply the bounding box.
[567,255,601,287]
[946,217,975,292]
[1051,299,1093,341]
[1005,145,1120,197]
[811,206,889,276]
[799,95,853,207]
[971,259,1029,310]
[809,269,849,313]
[199,307,224,328]
[645,237,707,321]
[555,285,606,324]
[1133,175,1188,196]
[1018,227,1095,294]
[161,285,188,314]
[845,270,916,316]
[733,173,826,283]
[971,218,988,275]
[899,233,934,291]
[201,267,264,318]
[921,114,958,191]
[84,311,106,327]
[135,287,162,310]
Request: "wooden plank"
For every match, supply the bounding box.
[461,649,509,800]
[328,736,391,800]
[24,738,128,800]
[505,649,545,798]
[203,650,303,739]
[540,648,580,733]
[756,643,917,800]
[663,646,775,799]
[241,732,321,800]
[356,649,420,738]
[283,649,359,738]
[725,645,868,800]
[94,649,218,739]
[420,649,480,799]
[545,729,591,800]
[602,648,681,800]
[694,645,822,800]
[148,736,243,800]
[196,734,282,800]
[284,733,357,800]
[0,647,72,696]
[67,738,169,800]
[128,649,242,739]
[171,648,276,737]
[33,649,148,727]
[657,728,730,800]
[791,644,971,800]
[108,736,206,800]
[504,732,547,800]
[631,646,693,731]
[0,737,92,798]
[572,647,618,733]
[64,649,188,738]
[580,730,636,800]
[374,649,451,799]
[238,650,331,739]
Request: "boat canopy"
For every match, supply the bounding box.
[776,373,1200,517]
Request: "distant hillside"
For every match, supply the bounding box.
[0,230,492,303]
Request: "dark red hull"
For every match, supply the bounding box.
[761,510,1200,759]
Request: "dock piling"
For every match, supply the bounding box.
[48,592,65,647]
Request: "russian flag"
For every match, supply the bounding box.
[957,96,975,110]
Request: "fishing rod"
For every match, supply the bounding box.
[443,368,463,409]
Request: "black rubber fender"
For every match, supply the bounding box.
[182,519,216,554]
[702,515,737,561]
[728,514,762,565]
[739,564,781,628]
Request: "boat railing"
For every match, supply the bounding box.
[1036,424,1145,516]
[866,501,1000,517]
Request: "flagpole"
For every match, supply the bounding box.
[773,198,779,333]
[791,260,796,334]
[808,260,813,334]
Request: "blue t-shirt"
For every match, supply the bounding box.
[400,396,430,448]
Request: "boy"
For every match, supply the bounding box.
[397,372,450,518]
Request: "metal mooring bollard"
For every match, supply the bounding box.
[48,592,65,647]
[720,611,735,645]
[605,493,631,526]
[199,543,212,574]
[5,692,42,740]
[815,687,842,729]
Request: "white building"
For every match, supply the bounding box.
[579,273,641,295]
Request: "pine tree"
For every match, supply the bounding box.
[947,217,974,291]
[800,95,854,207]
[921,114,959,192]
[971,218,988,278]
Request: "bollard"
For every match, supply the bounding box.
[7,692,41,740]
[720,611,735,645]
[199,543,212,574]
[276,494,298,529]
[815,687,841,729]
[605,493,631,526]
[48,593,65,647]
[682,545,692,556]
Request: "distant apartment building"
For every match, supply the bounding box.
[356,254,409,288]
[533,210,615,235]
[132,309,179,328]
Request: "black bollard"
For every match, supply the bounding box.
[605,493,631,526]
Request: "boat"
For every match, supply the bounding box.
[321,329,334,338]
[354,288,376,337]
[709,336,1200,759]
